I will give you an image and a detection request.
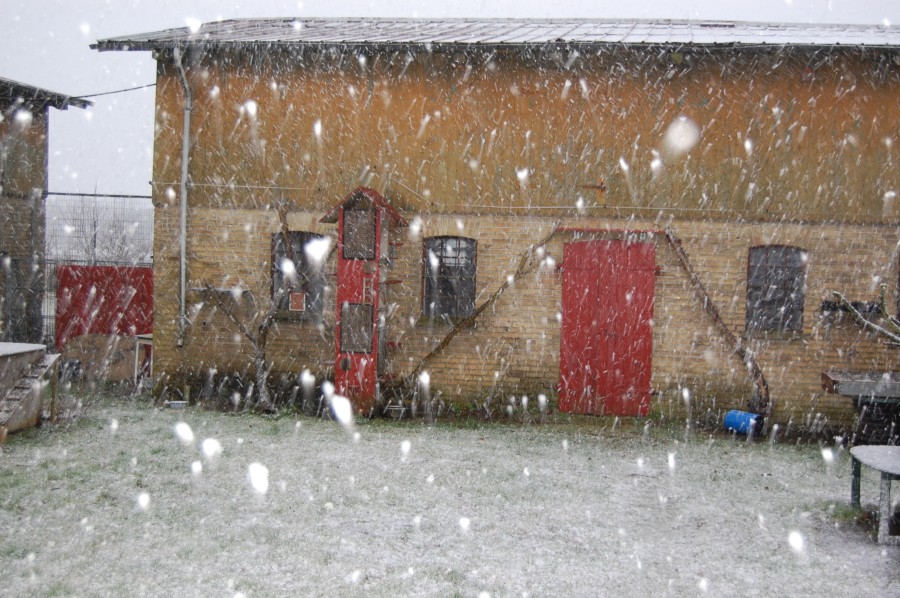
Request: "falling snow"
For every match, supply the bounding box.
[662,116,701,157]
[3,6,900,597]
[0,398,895,596]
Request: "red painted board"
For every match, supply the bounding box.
[55,265,153,352]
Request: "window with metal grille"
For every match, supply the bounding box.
[342,208,376,260]
[423,236,476,319]
[340,302,373,353]
[272,231,325,317]
[746,245,807,333]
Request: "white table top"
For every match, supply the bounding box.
[850,445,900,476]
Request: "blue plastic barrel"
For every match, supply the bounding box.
[724,410,761,435]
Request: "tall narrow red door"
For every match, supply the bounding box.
[559,240,655,416]
[559,243,602,414]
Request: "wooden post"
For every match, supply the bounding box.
[851,457,861,509]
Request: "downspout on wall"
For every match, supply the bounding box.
[173,46,192,348]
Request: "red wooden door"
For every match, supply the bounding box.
[559,242,604,414]
[334,205,381,412]
[559,240,655,416]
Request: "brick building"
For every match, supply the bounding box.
[0,78,89,343]
[94,19,900,432]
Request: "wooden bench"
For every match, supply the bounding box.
[850,445,900,545]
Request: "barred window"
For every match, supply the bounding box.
[340,303,373,353]
[342,207,376,260]
[272,231,325,317]
[746,245,807,333]
[423,236,476,319]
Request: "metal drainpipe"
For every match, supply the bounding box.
[173,46,192,348]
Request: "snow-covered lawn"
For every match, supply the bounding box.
[1,395,898,597]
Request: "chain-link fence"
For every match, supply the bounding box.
[46,194,153,264]
[41,193,153,345]
[41,258,153,347]
[1,194,154,346]
[0,193,153,346]
[42,193,153,346]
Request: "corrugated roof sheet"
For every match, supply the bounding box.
[0,77,91,111]
[92,18,900,52]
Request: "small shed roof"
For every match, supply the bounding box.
[0,77,91,111]
[92,18,900,52]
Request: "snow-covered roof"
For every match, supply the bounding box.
[0,77,91,111]
[92,18,900,52]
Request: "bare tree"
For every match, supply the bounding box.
[406,223,561,386]
[196,201,310,412]
[46,195,152,264]
[832,284,900,345]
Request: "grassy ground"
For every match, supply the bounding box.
[1,390,898,597]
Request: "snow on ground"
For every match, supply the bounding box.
[1,396,898,596]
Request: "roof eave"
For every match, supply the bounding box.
[56,97,92,110]
[91,39,900,54]
[89,17,900,53]
[0,78,92,111]
[91,41,163,53]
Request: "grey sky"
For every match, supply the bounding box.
[1,0,898,197]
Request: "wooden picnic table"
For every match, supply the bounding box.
[850,445,900,545]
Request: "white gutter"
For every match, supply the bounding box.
[173,46,192,347]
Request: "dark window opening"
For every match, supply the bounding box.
[340,302,373,353]
[343,208,376,260]
[746,245,807,333]
[423,236,476,319]
[272,231,325,317]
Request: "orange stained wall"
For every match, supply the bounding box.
[152,46,899,221]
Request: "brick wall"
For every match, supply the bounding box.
[151,203,900,428]
[0,108,48,342]
[146,44,900,427]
